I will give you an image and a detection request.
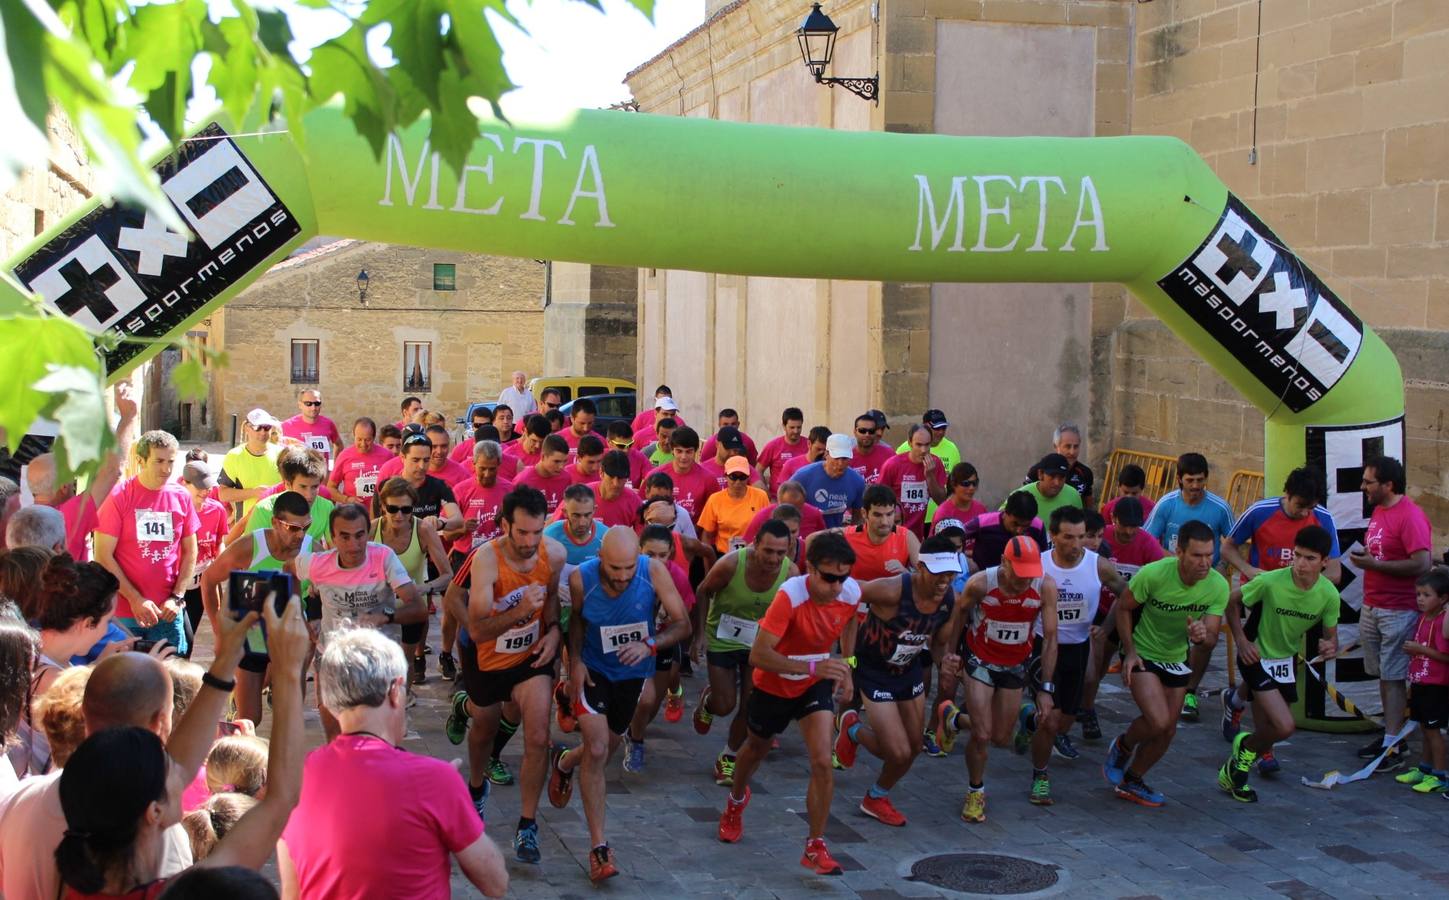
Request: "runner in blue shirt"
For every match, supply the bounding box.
[794,434,867,528]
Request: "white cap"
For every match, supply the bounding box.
[655,397,679,412]
[246,408,279,429]
[825,433,854,459]
[919,551,963,575]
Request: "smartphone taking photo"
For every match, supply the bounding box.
[227,570,295,657]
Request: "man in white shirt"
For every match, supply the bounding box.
[498,371,538,419]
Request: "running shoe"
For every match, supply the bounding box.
[438,651,457,682]
[718,787,750,843]
[1013,701,1035,755]
[1103,736,1129,786]
[554,682,577,734]
[1257,750,1280,777]
[834,710,860,769]
[664,685,685,723]
[1221,691,1244,742]
[1397,765,1431,786]
[1179,692,1199,722]
[693,685,715,735]
[1107,657,1122,674]
[547,745,574,808]
[1029,773,1053,806]
[1052,734,1081,761]
[859,793,907,826]
[1078,707,1102,742]
[1217,732,1258,803]
[1373,743,1409,774]
[1115,777,1165,807]
[623,737,646,774]
[938,700,963,753]
[589,845,618,883]
[1414,774,1449,794]
[445,691,470,745]
[1357,735,1389,759]
[960,789,986,823]
[714,752,736,786]
[800,837,844,875]
[411,654,427,685]
[513,821,541,864]
[468,779,490,822]
[486,757,514,786]
[922,730,947,758]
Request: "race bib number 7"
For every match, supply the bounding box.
[716,613,759,645]
[601,621,649,654]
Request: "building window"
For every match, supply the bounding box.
[403,341,431,392]
[433,263,456,291]
[291,339,319,384]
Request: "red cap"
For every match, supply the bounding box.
[1003,536,1043,578]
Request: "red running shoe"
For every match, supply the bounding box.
[547,745,574,808]
[554,682,577,734]
[588,845,618,882]
[693,685,714,735]
[801,837,844,875]
[859,793,907,827]
[718,787,750,843]
[664,685,685,723]
[834,710,860,769]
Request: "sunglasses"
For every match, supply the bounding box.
[275,519,311,534]
[610,440,633,449]
[385,504,414,515]
[856,428,876,435]
[301,400,322,407]
[727,473,749,482]
[253,424,273,432]
[544,402,560,409]
[960,479,979,487]
[814,570,852,584]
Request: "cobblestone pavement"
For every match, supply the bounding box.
[221,616,1448,899]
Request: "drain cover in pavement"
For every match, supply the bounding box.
[907,852,1059,895]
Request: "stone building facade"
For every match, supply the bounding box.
[210,241,547,440]
[627,0,1449,533]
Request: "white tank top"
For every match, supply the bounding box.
[1036,548,1101,645]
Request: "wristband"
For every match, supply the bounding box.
[808,659,817,677]
[645,636,658,656]
[1040,681,1056,694]
[202,672,236,693]
[844,655,857,668]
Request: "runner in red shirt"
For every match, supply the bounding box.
[756,407,807,499]
[647,427,718,523]
[849,414,894,485]
[717,532,859,876]
[841,485,920,583]
[605,421,651,488]
[515,434,573,514]
[742,481,827,542]
[876,425,948,540]
[779,427,831,483]
[938,537,1059,824]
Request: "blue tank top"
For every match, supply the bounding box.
[578,555,657,680]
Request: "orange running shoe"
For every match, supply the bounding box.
[547,745,574,808]
[859,793,907,827]
[588,845,618,882]
[718,787,750,843]
[664,685,685,723]
[801,837,844,875]
[554,682,577,734]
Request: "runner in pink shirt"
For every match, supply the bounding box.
[876,425,948,539]
[379,425,471,487]
[329,417,396,505]
[1100,463,1156,525]
[565,434,606,485]
[561,399,599,462]
[700,427,765,491]
[280,388,343,465]
[593,452,644,528]
[503,416,551,477]
[778,426,831,484]
[932,462,987,534]
[630,389,685,432]
[699,408,760,467]
[604,421,651,488]
[646,426,718,522]
[179,459,231,652]
[849,413,895,485]
[515,434,573,513]
[450,407,497,465]
[94,430,200,652]
[742,481,828,542]
[451,441,515,556]
[756,407,808,499]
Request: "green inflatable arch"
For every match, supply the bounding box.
[4,108,1404,731]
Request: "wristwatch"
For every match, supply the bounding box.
[1040,681,1056,694]
[385,611,397,625]
[645,637,658,656]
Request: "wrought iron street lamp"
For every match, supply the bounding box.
[796,3,878,103]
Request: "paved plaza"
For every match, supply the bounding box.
[223,616,1449,899]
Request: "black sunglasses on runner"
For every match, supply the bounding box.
[302,400,322,407]
[814,570,852,584]
[385,504,414,515]
[727,473,749,482]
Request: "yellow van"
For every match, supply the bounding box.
[528,376,636,405]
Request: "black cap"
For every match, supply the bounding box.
[1112,495,1144,527]
[923,408,949,429]
[865,409,888,430]
[716,426,745,451]
[1038,453,1070,477]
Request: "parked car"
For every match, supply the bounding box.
[559,393,637,435]
[453,401,498,444]
[528,375,636,405]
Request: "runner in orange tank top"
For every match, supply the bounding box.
[460,485,566,866]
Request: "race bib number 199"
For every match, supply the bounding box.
[495,619,539,654]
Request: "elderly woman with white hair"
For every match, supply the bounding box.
[278,628,509,900]
[5,505,66,554]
